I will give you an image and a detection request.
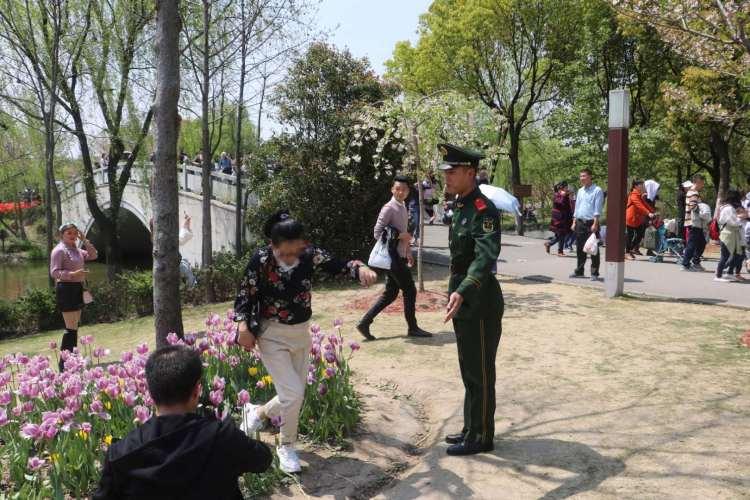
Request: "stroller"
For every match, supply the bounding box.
[648,218,684,263]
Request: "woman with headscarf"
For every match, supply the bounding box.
[233,210,377,473]
[49,222,98,371]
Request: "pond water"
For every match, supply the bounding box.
[0,260,148,301]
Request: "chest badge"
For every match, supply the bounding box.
[483,217,495,233]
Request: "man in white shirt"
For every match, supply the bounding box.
[570,168,604,281]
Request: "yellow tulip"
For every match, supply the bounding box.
[103,435,113,446]
[262,375,273,385]
[247,367,259,377]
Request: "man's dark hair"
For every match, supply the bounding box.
[393,175,411,186]
[580,168,593,176]
[691,173,705,183]
[631,179,644,189]
[145,346,202,406]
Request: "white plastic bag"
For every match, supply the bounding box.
[367,237,391,270]
[583,232,599,255]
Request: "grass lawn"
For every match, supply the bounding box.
[0,301,234,362]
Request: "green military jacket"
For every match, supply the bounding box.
[448,187,502,319]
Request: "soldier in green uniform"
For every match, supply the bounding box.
[439,143,504,456]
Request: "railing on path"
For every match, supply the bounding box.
[58,162,249,205]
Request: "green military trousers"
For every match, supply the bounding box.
[453,291,504,445]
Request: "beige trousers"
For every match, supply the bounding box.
[258,321,311,445]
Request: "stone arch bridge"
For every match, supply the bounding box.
[59,163,253,265]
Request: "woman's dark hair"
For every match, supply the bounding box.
[145,346,202,406]
[631,179,644,189]
[725,189,742,207]
[263,209,305,244]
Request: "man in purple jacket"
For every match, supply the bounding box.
[357,175,433,340]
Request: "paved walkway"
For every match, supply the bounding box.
[419,225,750,309]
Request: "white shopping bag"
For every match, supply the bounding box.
[367,237,391,270]
[583,232,599,255]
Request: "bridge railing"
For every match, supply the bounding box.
[58,162,249,205]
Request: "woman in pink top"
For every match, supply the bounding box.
[49,222,97,370]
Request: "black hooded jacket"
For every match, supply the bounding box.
[93,413,272,500]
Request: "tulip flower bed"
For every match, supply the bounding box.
[0,312,362,498]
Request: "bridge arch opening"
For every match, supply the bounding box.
[84,205,152,268]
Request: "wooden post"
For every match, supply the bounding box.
[605,89,630,298]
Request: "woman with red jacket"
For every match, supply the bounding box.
[625,179,655,259]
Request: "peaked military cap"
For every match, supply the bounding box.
[437,143,485,170]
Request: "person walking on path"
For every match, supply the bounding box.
[357,175,433,341]
[439,143,503,457]
[544,181,574,256]
[570,169,604,281]
[49,223,97,371]
[233,210,377,473]
[625,179,656,259]
[681,174,711,271]
[715,190,748,282]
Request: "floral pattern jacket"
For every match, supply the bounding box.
[233,245,361,335]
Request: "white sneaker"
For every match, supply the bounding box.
[714,277,731,282]
[239,403,263,434]
[276,444,302,473]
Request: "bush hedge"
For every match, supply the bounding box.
[0,251,251,339]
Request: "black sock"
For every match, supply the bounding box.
[59,329,78,371]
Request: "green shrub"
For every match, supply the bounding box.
[120,271,154,317]
[15,287,61,332]
[82,280,130,324]
[27,244,46,261]
[6,237,35,253]
[182,250,250,305]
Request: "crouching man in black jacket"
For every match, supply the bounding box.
[93,346,272,500]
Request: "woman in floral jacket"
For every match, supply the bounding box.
[233,210,376,473]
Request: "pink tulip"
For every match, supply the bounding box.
[80,422,92,433]
[121,351,134,363]
[80,335,94,346]
[48,341,58,350]
[237,389,250,406]
[317,383,328,396]
[209,390,224,407]
[325,366,337,379]
[0,408,8,426]
[27,456,45,471]
[136,343,149,355]
[123,392,136,407]
[348,341,360,351]
[133,405,151,424]
[212,376,226,391]
[20,423,42,440]
[270,415,283,428]
[333,318,343,328]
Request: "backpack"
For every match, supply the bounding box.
[708,218,720,241]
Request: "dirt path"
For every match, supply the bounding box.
[272,267,750,499]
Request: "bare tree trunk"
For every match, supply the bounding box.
[234,0,248,257]
[508,126,524,236]
[200,0,215,301]
[257,74,267,144]
[153,0,183,346]
[407,121,425,292]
